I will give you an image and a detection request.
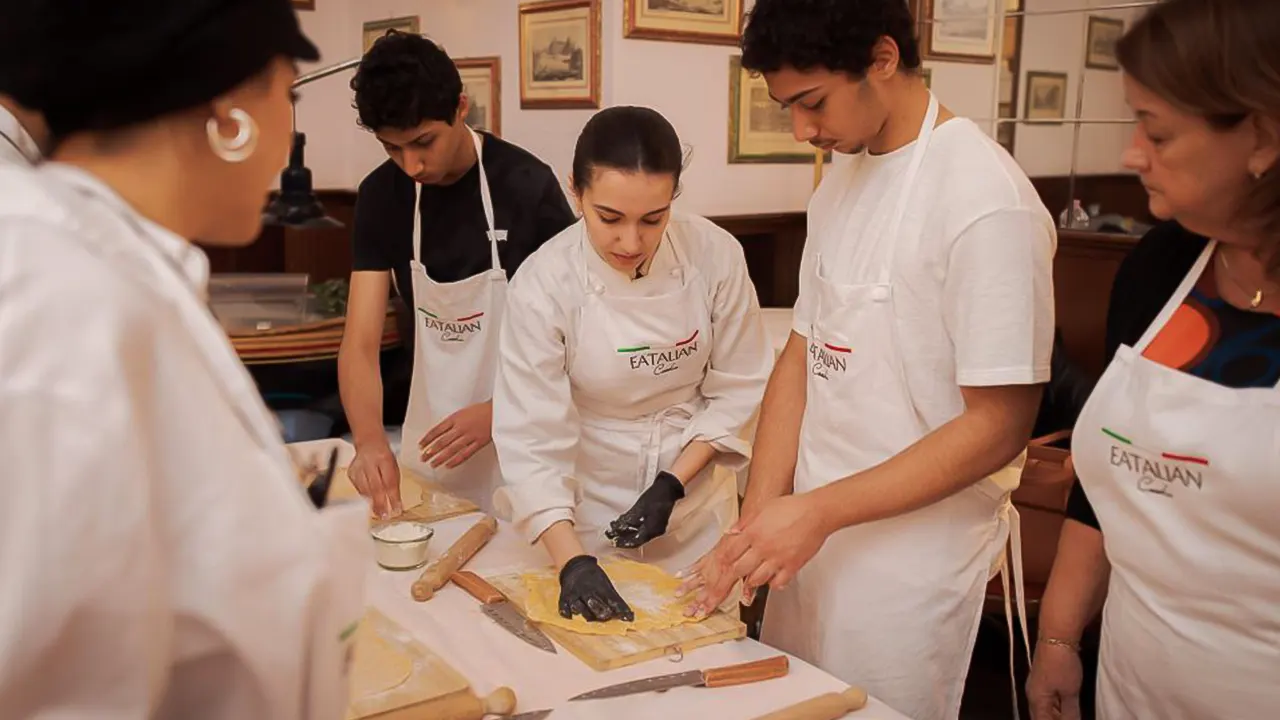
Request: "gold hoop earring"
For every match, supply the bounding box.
[206,108,258,163]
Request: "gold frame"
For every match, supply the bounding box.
[362,16,420,53]
[1024,71,1069,124]
[1085,16,1124,71]
[728,56,829,165]
[519,0,602,109]
[455,56,503,137]
[292,0,315,11]
[913,0,998,65]
[623,0,744,47]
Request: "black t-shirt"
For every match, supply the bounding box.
[351,131,575,302]
[1065,222,1280,529]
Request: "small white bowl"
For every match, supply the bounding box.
[370,521,435,570]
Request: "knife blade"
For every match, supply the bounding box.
[508,710,553,720]
[569,655,790,701]
[452,570,557,654]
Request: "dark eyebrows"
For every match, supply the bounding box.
[594,204,672,217]
[772,86,823,106]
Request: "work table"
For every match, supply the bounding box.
[295,440,909,719]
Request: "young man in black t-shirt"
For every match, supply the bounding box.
[338,32,575,517]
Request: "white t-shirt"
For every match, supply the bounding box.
[795,117,1056,431]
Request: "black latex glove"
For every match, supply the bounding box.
[605,471,685,548]
[558,555,635,623]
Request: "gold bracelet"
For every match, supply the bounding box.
[1039,637,1082,652]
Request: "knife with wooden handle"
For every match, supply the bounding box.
[749,686,869,720]
[412,516,497,602]
[451,570,557,653]
[569,656,790,701]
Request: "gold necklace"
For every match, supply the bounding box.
[1217,249,1267,308]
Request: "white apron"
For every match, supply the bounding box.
[399,127,507,512]
[40,169,369,719]
[760,95,1027,720]
[1074,242,1280,720]
[566,227,739,578]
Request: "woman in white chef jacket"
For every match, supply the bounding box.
[0,1,367,717]
[1027,1,1280,718]
[492,106,774,622]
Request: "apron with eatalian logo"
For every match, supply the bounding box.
[761,93,1028,720]
[399,127,507,512]
[563,225,738,578]
[1074,241,1280,719]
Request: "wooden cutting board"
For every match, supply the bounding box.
[327,464,479,525]
[487,570,746,671]
[346,609,471,719]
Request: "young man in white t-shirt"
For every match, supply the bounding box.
[683,1,1056,718]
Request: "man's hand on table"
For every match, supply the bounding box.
[420,400,493,469]
[680,493,833,617]
[559,555,635,623]
[349,441,402,518]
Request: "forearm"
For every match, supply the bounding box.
[741,337,807,517]
[809,386,1038,529]
[538,520,587,570]
[1039,519,1110,643]
[337,343,387,450]
[668,441,717,486]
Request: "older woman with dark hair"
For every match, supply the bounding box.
[1027,1,1280,718]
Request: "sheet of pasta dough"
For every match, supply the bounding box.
[521,558,699,636]
[348,620,414,700]
[331,467,425,518]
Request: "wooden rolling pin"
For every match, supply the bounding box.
[415,687,516,720]
[751,687,869,720]
[412,515,498,601]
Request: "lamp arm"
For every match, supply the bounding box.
[292,57,362,89]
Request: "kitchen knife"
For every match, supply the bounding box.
[569,655,790,701]
[508,710,553,720]
[451,570,557,654]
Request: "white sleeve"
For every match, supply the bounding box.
[0,298,168,717]
[791,238,818,337]
[683,240,775,467]
[943,207,1056,386]
[491,273,581,543]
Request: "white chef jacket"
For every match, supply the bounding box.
[493,213,774,541]
[0,164,369,719]
[0,105,41,167]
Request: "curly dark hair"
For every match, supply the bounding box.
[351,31,462,131]
[741,0,921,77]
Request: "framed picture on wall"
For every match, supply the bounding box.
[1025,71,1068,123]
[623,0,744,46]
[912,0,998,64]
[456,57,502,136]
[292,0,315,10]
[519,0,601,109]
[728,56,829,164]
[362,16,419,53]
[1085,16,1124,70]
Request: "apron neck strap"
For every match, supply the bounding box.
[410,126,502,271]
[880,92,940,283]
[1132,241,1217,353]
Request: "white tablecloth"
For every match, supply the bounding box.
[294,439,909,720]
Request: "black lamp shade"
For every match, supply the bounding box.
[263,132,343,229]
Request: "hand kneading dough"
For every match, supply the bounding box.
[521,558,699,636]
[331,466,425,517]
[349,621,414,700]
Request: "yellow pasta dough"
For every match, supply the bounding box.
[330,467,425,518]
[348,621,414,701]
[521,558,699,636]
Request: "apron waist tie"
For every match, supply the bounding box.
[995,499,1030,720]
